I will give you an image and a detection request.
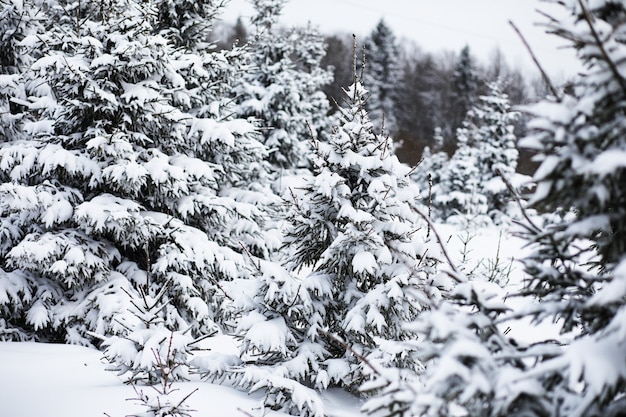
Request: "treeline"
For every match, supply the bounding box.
[214,16,551,172]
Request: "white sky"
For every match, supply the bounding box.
[220,0,582,79]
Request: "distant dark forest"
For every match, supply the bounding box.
[212,16,560,173]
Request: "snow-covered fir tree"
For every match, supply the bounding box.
[363,271,519,417]
[512,0,626,414]
[0,0,275,345]
[234,0,331,175]
[363,19,401,135]
[432,129,488,220]
[432,80,519,222]
[471,81,519,212]
[371,2,626,416]
[215,72,440,415]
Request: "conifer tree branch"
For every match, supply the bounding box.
[577,0,626,97]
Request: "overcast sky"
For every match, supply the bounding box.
[220,0,581,79]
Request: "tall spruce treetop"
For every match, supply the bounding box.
[217,76,439,416]
[363,19,401,135]
[510,0,626,415]
[450,45,479,137]
[0,0,273,344]
[234,0,331,173]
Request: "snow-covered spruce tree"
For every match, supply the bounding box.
[471,81,520,213]
[431,128,487,221]
[510,0,626,415]
[0,0,273,344]
[363,19,402,135]
[432,81,519,222]
[234,0,332,174]
[217,74,441,416]
[363,267,523,417]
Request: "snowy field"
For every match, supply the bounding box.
[0,340,362,417]
[0,223,551,417]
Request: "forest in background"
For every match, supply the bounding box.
[212,14,557,172]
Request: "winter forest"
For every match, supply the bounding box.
[1,0,626,416]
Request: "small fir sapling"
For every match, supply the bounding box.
[101,282,199,417]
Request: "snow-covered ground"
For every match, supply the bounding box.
[0,340,363,417]
[0,222,556,417]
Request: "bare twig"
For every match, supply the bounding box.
[411,205,458,274]
[509,20,561,101]
[495,167,541,234]
[318,329,382,377]
[239,241,262,273]
[237,407,255,417]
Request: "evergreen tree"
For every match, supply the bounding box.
[363,275,519,417]
[432,129,487,220]
[432,81,519,221]
[465,81,519,215]
[363,19,401,135]
[0,0,273,344]
[449,45,479,140]
[512,1,626,414]
[395,53,441,162]
[217,76,437,416]
[374,2,626,416]
[234,0,331,174]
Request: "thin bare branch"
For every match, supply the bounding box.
[411,205,458,274]
[509,20,561,101]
